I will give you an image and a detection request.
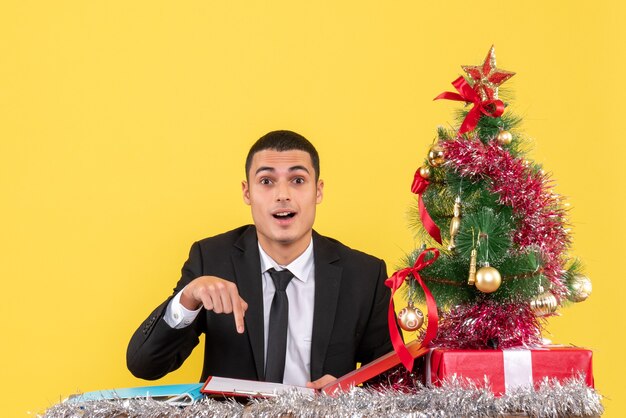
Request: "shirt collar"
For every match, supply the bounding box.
[258,239,314,283]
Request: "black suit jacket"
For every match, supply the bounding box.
[127,225,392,382]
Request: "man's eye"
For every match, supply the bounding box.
[293,177,305,184]
[260,178,272,185]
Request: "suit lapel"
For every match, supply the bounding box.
[232,225,265,380]
[310,231,342,380]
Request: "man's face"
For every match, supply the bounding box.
[242,149,323,254]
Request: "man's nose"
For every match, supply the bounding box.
[275,182,291,201]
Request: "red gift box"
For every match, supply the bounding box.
[425,346,594,395]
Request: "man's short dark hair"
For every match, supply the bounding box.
[245,130,320,180]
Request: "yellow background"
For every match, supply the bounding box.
[1,1,624,416]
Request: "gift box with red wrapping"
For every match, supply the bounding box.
[424,346,594,395]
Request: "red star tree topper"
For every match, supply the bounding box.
[462,45,515,100]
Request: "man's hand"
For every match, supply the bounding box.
[181,276,248,334]
[305,374,336,390]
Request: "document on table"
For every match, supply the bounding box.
[201,376,316,398]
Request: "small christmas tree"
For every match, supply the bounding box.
[398,46,592,350]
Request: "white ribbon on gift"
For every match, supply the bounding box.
[502,349,533,391]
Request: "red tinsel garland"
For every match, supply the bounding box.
[442,137,570,299]
[433,300,544,349]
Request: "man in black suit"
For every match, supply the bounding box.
[127,130,392,389]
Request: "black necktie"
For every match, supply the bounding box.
[265,268,294,383]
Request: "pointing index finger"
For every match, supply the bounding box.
[230,287,246,334]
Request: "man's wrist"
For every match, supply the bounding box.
[180,283,202,310]
[164,287,202,329]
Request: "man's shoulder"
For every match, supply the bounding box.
[313,230,383,266]
[195,225,256,249]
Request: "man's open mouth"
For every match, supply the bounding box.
[273,211,296,219]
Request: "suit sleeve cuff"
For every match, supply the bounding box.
[163,287,202,329]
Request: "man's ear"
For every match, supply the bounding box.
[316,179,324,204]
[242,181,251,205]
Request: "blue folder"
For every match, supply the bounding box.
[66,383,204,406]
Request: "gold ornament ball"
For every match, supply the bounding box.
[569,274,592,302]
[428,144,446,167]
[419,166,431,179]
[530,290,558,316]
[496,130,513,145]
[475,266,502,293]
[397,304,425,331]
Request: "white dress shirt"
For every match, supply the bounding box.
[164,239,315,386]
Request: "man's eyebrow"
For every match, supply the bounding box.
[255,166,275,175]
[288,165,310,174]
[255,165,310,175]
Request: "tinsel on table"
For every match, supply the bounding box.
[41,376,602,418]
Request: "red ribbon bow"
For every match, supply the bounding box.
[385,248,440,370]
[434,76,505,134]
[411,170,442,244]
